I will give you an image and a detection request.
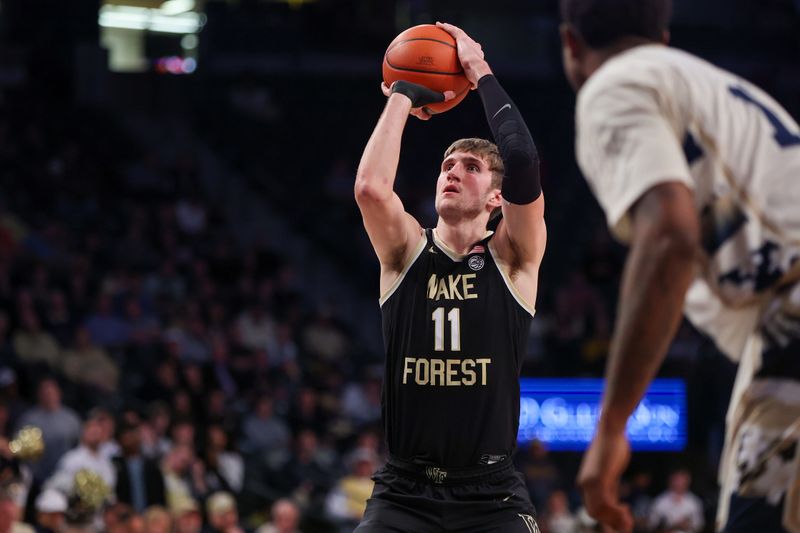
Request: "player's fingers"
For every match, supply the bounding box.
[583,486,633,533]
[410,108,431,121]
[436,21,465,38]
[595,502,633,533]
[442,90,456,102]
[381,82,391,97]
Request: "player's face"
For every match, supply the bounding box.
[435,152,498,220]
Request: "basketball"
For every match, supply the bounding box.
[382,24,471,114]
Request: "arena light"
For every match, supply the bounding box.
[98,5,204,34]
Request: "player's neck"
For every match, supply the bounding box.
[434,219,489,256]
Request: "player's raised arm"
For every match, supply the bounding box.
[355,83,451,276]
[437,22,546,299]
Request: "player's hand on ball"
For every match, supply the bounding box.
[381,81,455,121]
[435,22,492,88]
[577,429,634,533]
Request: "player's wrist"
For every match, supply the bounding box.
[596,413,628,436]
[388,91,414,109]
[469,61,493,83]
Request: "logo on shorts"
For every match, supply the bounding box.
[518,514,540,533]
[425,466,447,484]
[468,255,484,271]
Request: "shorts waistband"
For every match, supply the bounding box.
[386,454,514,485]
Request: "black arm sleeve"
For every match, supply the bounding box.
[477,74,541,204]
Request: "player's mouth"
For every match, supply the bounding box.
[442,184,460,195]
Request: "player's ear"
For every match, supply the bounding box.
[559,23,583,60]
[487,189,502,210]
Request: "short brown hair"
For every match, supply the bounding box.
[443,138,504,189]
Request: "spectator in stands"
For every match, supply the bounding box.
[45,414,116,494]
[515,440,561,511]
[142,506,171,533]
[61,327,119,396]
[123,298,160,347]
[139,403,171,459]
[83,294,129,349]
[33,489,67,533]
[0,481,34,533]
[103,503,144,533]
[255,498,301,533]
[205,492,244,533]
[341,375,381,427]
[12,309,60,370]
[113,421,166,513]
[210,336,238,399]
[275,429,334,505]
[648,468,704,533]
[301,308,348,364]
[91,407,120,460]
[161,445,199,511]
[201,424,243,494]
[542,490,576,533]
[239,396,290,455]
[236,302,277,353]
[625,470,655,533]
[45,290,74,346]
[16,378,81,482]
[324,448,377,532]
[171,498,202,533]
[288,388,327,436]
[265,324,298,371]
[0,370,25,429]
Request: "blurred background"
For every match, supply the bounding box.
[0,1,798,532]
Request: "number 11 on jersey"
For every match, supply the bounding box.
[432,307,461,352]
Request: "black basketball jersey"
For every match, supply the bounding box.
[380,228,534,468]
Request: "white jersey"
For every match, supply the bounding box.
[576,44,800,359]
[575,45,800,532]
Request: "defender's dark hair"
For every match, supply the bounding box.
[560,0,672,49]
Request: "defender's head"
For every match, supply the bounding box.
[559,0,672,90]
[436,138,503,224]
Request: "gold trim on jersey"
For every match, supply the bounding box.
[432,229,493,262]
[379,234,428,307]
[488,243,536,318]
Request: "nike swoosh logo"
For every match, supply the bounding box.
[492,103,511,119]
[428,246,438,254]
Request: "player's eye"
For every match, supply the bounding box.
[445,164,454,171]
[468,165,478,172]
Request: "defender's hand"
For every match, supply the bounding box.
[577,429,634,533]
[436,22,492,88]
[380,81,454,121]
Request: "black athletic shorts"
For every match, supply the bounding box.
[355,455,540,533]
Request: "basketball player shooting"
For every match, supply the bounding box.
[557,1,800,532]
[353,22,546,533]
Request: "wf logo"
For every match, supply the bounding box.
[425,466,447,484]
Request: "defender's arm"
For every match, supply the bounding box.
[578,182,700,531]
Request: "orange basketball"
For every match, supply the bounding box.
[382,24,471,114]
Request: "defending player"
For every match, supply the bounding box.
[353,22,546,533]
[558,1,800,532]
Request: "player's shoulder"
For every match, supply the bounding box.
[578,45,713,113]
